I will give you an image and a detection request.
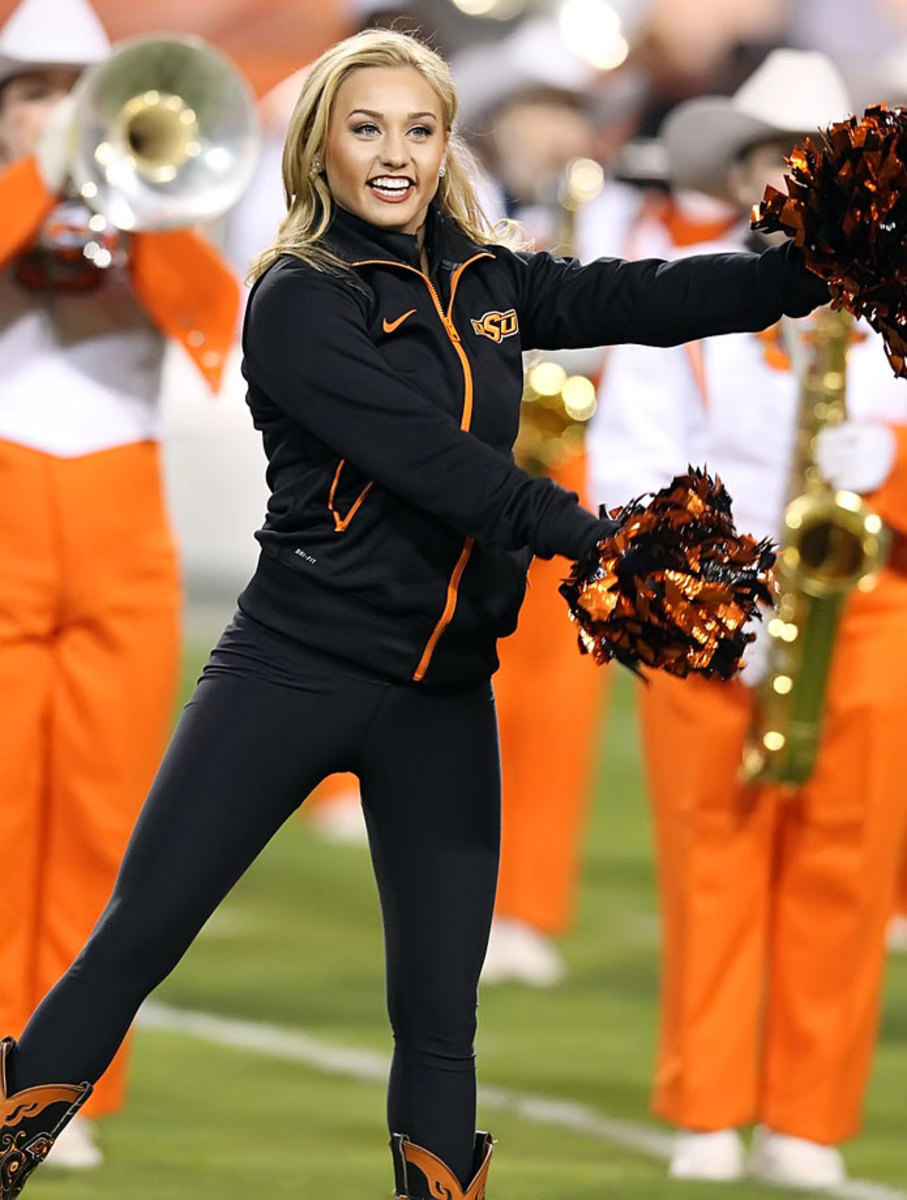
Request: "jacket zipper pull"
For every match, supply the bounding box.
[443,316,461,343]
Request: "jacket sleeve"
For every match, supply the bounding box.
[243,263,611,561]
[507,240,830,352]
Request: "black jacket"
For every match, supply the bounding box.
[239,204,827,686]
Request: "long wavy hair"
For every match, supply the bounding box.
[248,29,514,280]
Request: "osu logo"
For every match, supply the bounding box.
[471,309,519,344]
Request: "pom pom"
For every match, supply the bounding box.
[560,468,776,680]
[752,105,907,377]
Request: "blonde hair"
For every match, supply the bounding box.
[248,28,516,281]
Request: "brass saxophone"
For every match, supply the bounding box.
[515,157,604,475]
[740,307,890,786]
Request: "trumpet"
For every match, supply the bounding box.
[66,34,261,231]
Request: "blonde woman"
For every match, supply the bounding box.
[0,28,828,1200]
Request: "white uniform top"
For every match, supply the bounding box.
[0,201,165,458]
[586,220,907,541]
[575,179,648,265]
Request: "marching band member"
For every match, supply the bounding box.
[0,0,244,1168]
[588,49,907,1187]
[454,22,617,985]
[864,43,907,962]
[889,849,907,951]
[460,26,736,986]
[0,28,830,1199]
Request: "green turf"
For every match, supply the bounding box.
[26,655,907,1198]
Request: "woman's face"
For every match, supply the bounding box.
[0,68,79,165]
[322,65,449,237]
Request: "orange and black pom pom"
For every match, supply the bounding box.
[560,468,776,680]
[752,104,907,377]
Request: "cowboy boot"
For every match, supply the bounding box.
[391,1131,494,1200]
[0,1038,92,1199]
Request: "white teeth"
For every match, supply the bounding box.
[369,176,413,192]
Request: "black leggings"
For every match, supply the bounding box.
[12,615,501,1186]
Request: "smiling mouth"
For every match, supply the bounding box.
[367,175,416,202]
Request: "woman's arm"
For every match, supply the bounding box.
[507,240,830,352]
[243,262,613,560]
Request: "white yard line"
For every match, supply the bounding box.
[137,1000,905,1200]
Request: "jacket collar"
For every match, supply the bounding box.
[325,202,489,272]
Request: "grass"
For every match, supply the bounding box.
[26,653,907,1198]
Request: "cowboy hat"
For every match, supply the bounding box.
[661,48,851,197]
[452,17,597,131]
[0,0,109,91]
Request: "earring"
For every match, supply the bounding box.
[438,164,447,178]
[311,159,322,176]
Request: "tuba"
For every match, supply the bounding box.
[516,157,604,474]
[740,307,889,786]
[66,34,261,231]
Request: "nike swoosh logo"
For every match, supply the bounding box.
[382,309,417,335]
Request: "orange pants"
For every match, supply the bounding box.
[638,572,907,1144]
[307,773,359,808]
[0,439,180,1116]
[493,456,609,935]
[895,839,907,917]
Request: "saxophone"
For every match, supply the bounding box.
[515,157,604,475]
[740,307,889,786]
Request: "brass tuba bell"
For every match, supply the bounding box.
[67,34,261,231]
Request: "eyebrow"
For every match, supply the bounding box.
[347,108,438,120]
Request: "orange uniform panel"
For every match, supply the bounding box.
[0,439,180,1115]
[307,773,360,809]
[0,157,57,264]
[894,843,907,917]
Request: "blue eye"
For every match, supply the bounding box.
[409,125,434,140]
[352,122,379,136]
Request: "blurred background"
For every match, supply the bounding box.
[4,2,906,1197]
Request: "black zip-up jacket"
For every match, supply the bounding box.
[239,205,828,686]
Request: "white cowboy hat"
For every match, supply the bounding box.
[346,0,412,16]
[452,17,596,131]
[862,40,907,108]
[661,49,852,197]
[0,0,110,91]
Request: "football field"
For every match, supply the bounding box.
[27,653,907,1199]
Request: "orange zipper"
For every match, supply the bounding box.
[412,537,475,681]
[351,253,490,435]
[353,253,491,680]
[328,458,374,531]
